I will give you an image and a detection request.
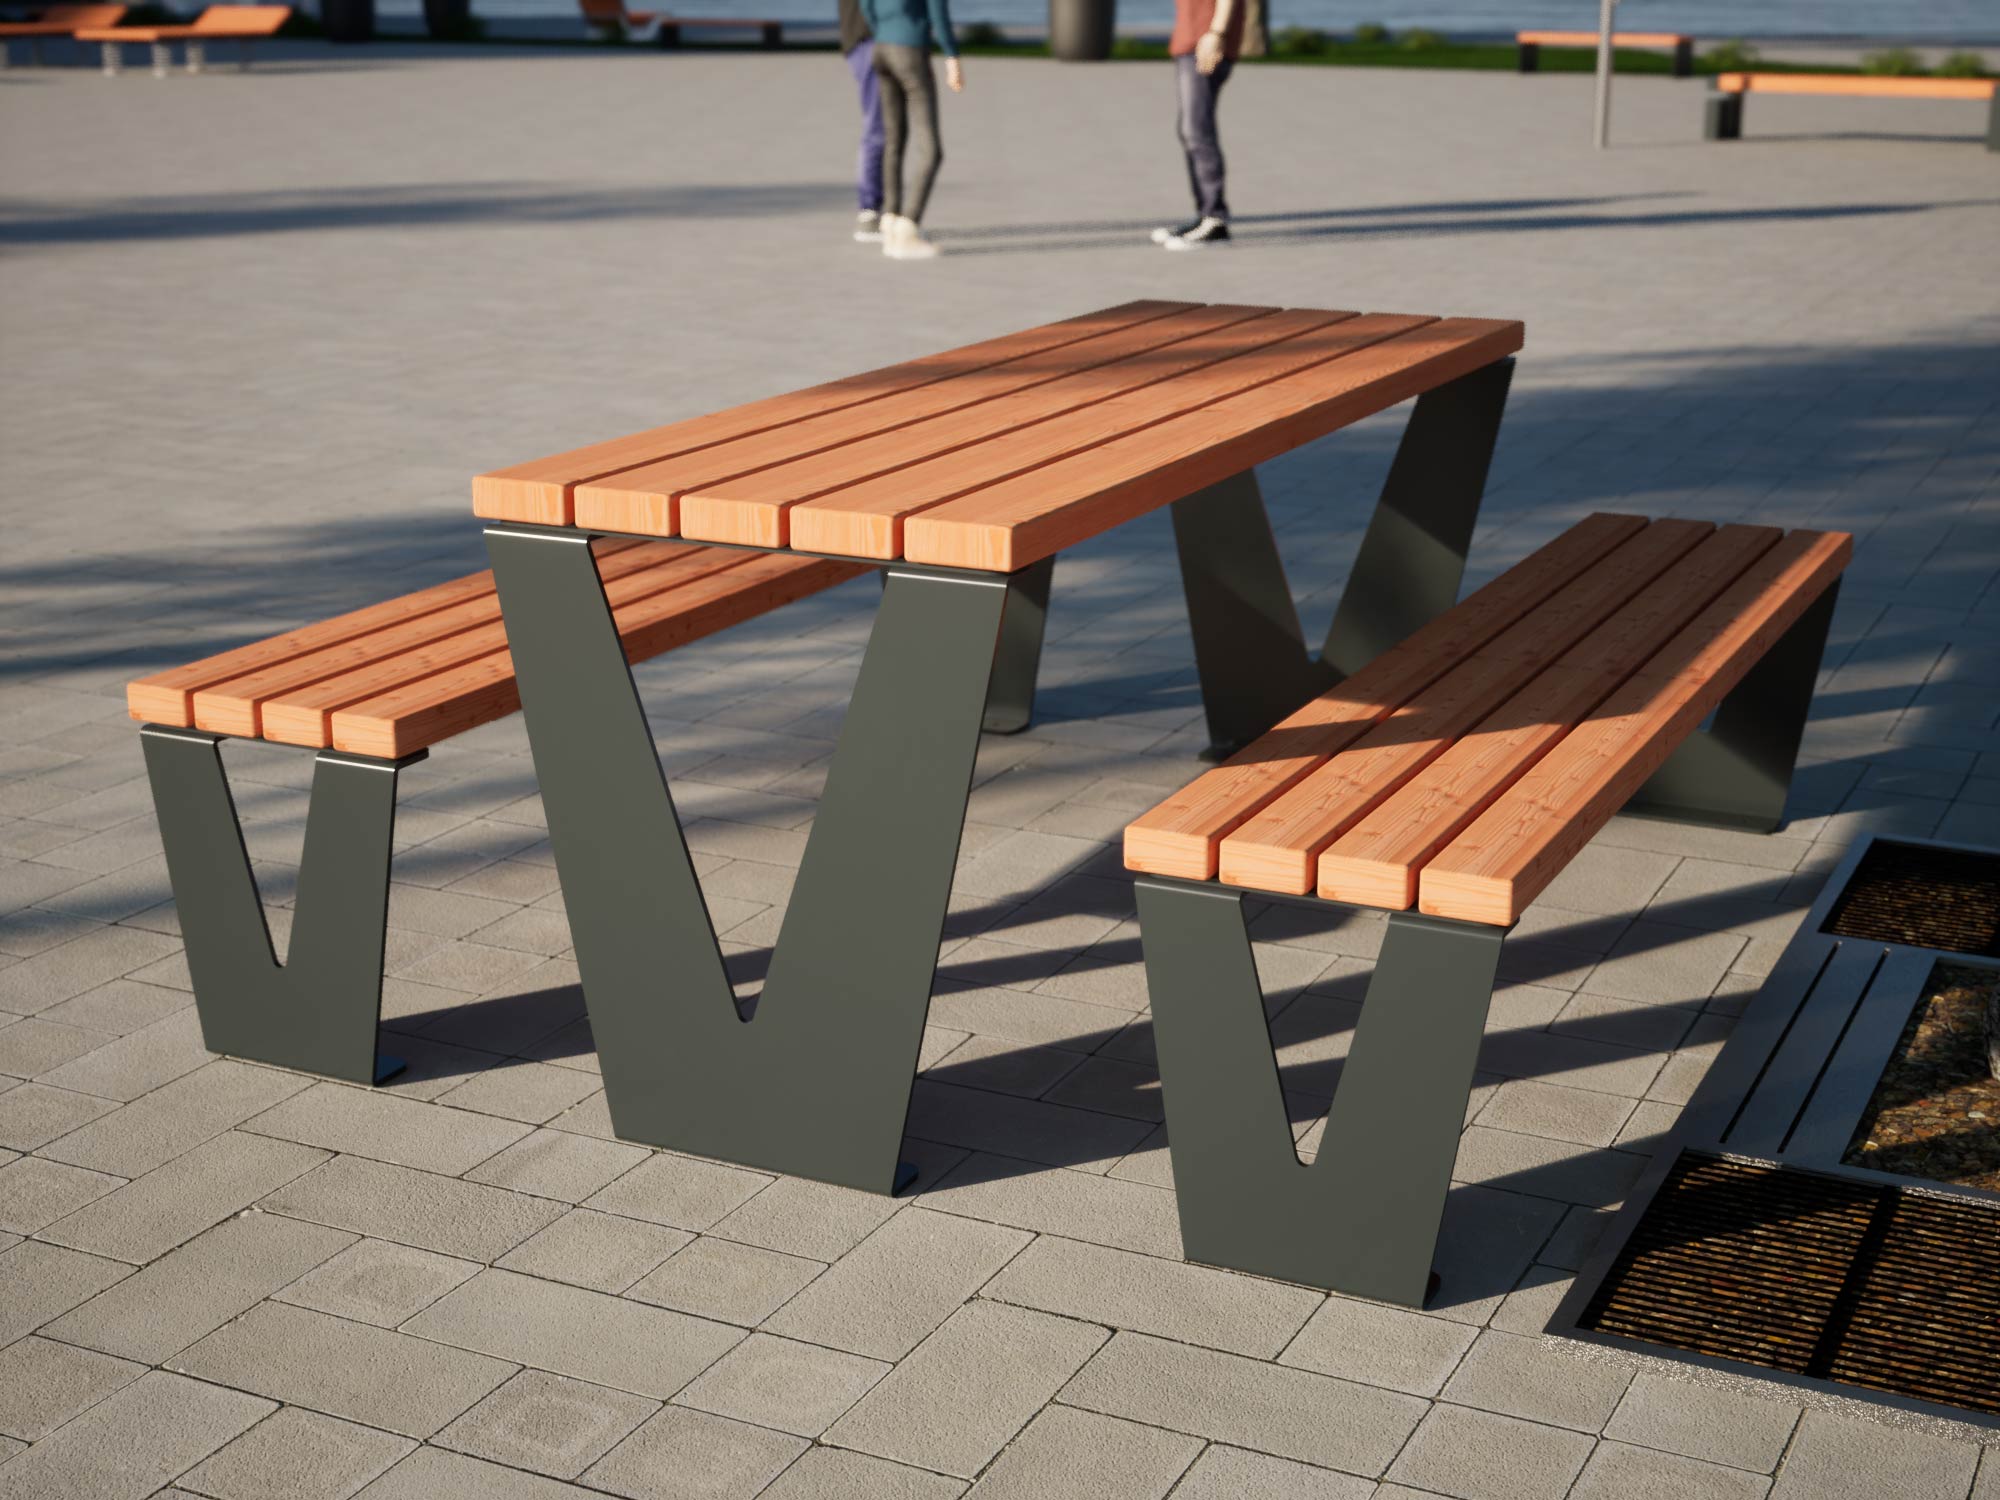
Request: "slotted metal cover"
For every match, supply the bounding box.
[1823,841,2000,957]
[1579,1154,2000,1416]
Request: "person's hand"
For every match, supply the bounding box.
[1195,29,1223,73]
[945,55,965,91]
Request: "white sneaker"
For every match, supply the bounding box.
[1163,217,1231,250]
[1151,217,1200,245]
[884,214,941,260]
[855,210,883,243]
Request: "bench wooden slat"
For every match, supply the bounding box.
[1418,529,1852,925]
[1317,524,1785,909]
[189,540,687,739]
[1716,72,1997,100]
[1121,512,1647,881]
[674,306,1319,550]
[327,555,866,759]
[472,301,1190,526]
[901,317,1525,573]
[591,304,1286,545]
[1216,517,1714,894]
[256,546,751,748]
[123,538,646,728]
[1517,30,1687,46]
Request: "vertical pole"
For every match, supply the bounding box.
[1593,0,1615,148]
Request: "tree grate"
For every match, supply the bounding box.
[1822,840,2000,956]
[1578,1153,2000,1415]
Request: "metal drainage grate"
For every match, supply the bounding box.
[1823,840,2000,957]
[1578,1154,2000,1415]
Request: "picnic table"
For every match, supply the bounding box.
[473,300,1523,1196]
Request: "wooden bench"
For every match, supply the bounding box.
[1517,29,1694,78]
[127,537,863,1087]
[77,3,288,75]
[1707,72,2000,151]
[1123,512,1852,1305]
[576,0,782,47]
[0,3,124,65]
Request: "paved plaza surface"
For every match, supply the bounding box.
[4,46,2000,1500]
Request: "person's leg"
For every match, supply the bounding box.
[878,45,942,224]
[1175,54,1230,222]
[847,40,884,214]
[874,45,909,219]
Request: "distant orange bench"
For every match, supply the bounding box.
[1708,71,2000,151]
[1517,29,1694,78]
[77,3,289,75]
[577,0,782,46]
[0,3,124,65]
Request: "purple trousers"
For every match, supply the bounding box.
[846,40,885,213]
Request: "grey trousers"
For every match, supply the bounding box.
[1176,53,1232,221]
[874,43,943,223]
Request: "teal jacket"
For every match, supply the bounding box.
[858,0,956,56]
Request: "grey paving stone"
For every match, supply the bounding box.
[1603,1370,1801,1472]
[434,1061,601,1125]
[0,1337,145,1443]
[626,1235,823,1327]
[763,1205,1029,1361]
[435,1370,657,1480]
[905,1078,1152,1172]
[244,1081,530,1176]
[47,1210,353,1363]
[923,1154,1183,1257]
[495,1208,692,1295]
[34,1007,211,1102]
[1451,1127,1648,1209]
[0,1081,117,1151]
[1770,1411,1981,1500]
[0,1371,271,1500]
[0,1154,123,1234]
[581,1406,806,1500]
[260,1156,566,1261]
[1278,1296,1479,1397]
[581,1151,771,1232]
[0,924,181,1017]
[37,1130,325,1264]
[177,1408,415,1500]
[0,1239,131,1346]
[1438,1331,1633,1433]
[825,1301,1107,1479]
[0,1016,112,1078]
[352,1446,600,1499]
[1475,1080,1638,1149]
[168,1302,516,1439]
[1064,1331,1425,1478]
[984,1235,1320,1360]
[463,1128,649,1202]
[36,980,188,1039]
[673,1331,885,1440]
[1169,1445,1376,1500]
[1572,1441,1772,1500]
[39,1060,309,1178]
[276,1236,481,1327]
[965,1405,1199,1500]
[707,1173,903,1261]
[1386,1404,1595,1500]
[760,1446,965,1500]
[403,1267,742,1399]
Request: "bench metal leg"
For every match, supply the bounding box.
[185,39,205,72]
[1321,354,1514,679]
[486,526,1007,1195]
[150,39,170,75]
[761,21,780,45]
[1706,93,1743,141]
[1517,41,1538,72]
[1672,38,1693,77]
[1625,579,1839,833]
[1987,91,2000,152]
[982,553,1055,734]
[140,727,413,1086]
[1137,879,1504,1306]
[98,40,120,74]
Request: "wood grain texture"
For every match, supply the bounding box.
[1216,518,1713,894]
[903,317,1525,572]
[473,301,1188,526]
[80,4,287,38]
[1317,524,1784,909]
[680,306,1313,552]
[0,6,126,36]
[1516,29,1687,44]
[1419,529,1852,925]
[1716,71,1997,99]
[1121,512,1647,881]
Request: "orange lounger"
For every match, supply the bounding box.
[1706,71,2000,151]
[0,4,125,65]
[76,3,288,75]
[1516,28,1695,78]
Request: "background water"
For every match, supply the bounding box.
[379,0,2000,42]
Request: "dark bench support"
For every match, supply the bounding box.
[981,553,1055,734]
[1136,877,1506,1307]
[1516,41,1539,72]
[488,524,1015,1195]
[1170,356,1515,759]
[1706,92,1744,140]
[1623,579,1838,832]
[140,726,417,1087]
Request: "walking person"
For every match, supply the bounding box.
[860,0,963,260]
[840,0,887,242]
[1152,0,1241,249]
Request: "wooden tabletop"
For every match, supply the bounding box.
[475,301,1523,575]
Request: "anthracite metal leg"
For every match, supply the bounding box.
[486,526,1007,1194]
[1171,467,1332,758]
[141,726,412,1085]
[1138,879,1504,1306]
[983,554,1055,734]
[1987,91,2000,152]
[1321,356,1514,679]
[1517,41,1539,73]
[1625,580,1840,833]
[1672,39,1693,77]
[1706,93,1743,141]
